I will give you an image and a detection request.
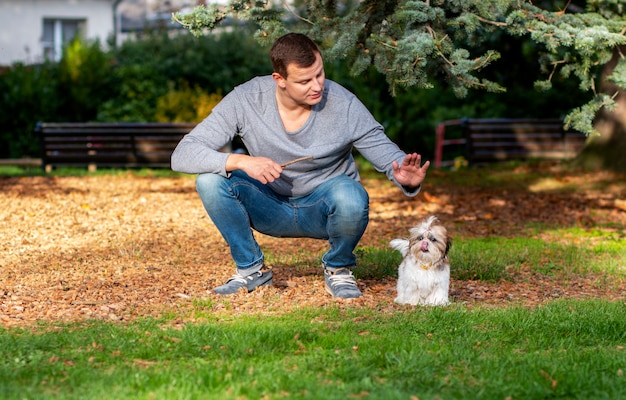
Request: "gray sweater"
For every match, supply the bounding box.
[171,76,419,197]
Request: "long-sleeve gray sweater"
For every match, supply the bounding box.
[171,76,419,197]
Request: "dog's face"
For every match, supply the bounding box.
[406,216,451,263]
[407,216,450,261]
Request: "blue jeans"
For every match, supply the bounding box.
[196,171,369,271]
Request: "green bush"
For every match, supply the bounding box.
[0,39,114,157]
[155,82,222,123]
[114,29,271,91]
[0,29,270,158]
[0,62,60,157]
[0,25,589,159]
[57,39,116,121]
[95,63,163,122]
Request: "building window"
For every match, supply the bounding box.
[42,18,86,62]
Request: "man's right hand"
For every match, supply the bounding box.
[226,153,283,184]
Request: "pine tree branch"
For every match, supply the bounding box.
[279,0,314,26]
[475,15,507,27]
[548,59,567,82]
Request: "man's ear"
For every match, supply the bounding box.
[272,72,286,88]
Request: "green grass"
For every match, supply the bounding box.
[451,237,626,280]
[1,300,624,399]
[3,163,625,398]
[0,165,190,178]
[350,236,626,282]
[263,238,625,287]
[354,247,402,279]
[0,165,43,176]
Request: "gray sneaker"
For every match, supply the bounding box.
[213,269,273,295]
[324,268,362,299]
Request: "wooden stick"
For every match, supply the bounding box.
[280,155,314,168]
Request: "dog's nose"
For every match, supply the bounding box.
[420,241,429,251]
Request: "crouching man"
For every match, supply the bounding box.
[171,33,429,299]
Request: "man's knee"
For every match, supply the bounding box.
[328,179,369,217]
[196,173,226,201]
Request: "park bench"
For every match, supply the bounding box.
[36,122,196,172]
[433,118,587,168]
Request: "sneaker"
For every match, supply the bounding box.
[324,268,362,299]
[213,269,273,295]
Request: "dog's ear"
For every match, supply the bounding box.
[389,238,409,257]
[445,237,452,255]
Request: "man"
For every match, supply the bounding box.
[171,33,429,299]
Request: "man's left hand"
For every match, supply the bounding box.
[392,153,430,188]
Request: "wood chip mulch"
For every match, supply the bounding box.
[1,165,625,328]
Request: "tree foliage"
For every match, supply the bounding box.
[173,0,626,135]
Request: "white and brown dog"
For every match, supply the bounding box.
[390,216,452,306]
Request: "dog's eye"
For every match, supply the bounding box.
[429,235,437,242]
[417,235,423,241]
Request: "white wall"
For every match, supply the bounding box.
[0,0,115,66]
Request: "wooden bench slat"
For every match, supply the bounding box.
[434,118,587,167]
[42,136,134,141]
[472,150,578,159]
[36,121,197,171]
[40,129,189,138]
[470,134,566,141]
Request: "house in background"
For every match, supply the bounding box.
[0,0,202,66]
[0,0,126,66]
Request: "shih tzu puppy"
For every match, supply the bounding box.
[390,216,452,306]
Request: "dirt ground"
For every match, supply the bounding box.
[1,164,625,328]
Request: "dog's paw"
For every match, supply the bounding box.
[394,297,417,306]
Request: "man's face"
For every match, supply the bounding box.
[274,52,325,107]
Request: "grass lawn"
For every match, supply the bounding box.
[1,161,625,399]
[1,300,625,399]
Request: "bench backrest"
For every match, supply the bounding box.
[464,118,586,163]
[37,122,196,171]
[434,118,587,167]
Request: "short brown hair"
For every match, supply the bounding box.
[270,33,320,78]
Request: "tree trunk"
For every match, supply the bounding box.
[574,46,626,172]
